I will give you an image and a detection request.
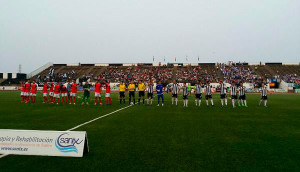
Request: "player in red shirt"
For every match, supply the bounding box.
[70,80,78,105]
[20,81,26,103]
[42,82,49,103]
[30,81,38,103]
[61,84,68,105]
[49,82,54,102]
[52,82,61,104]
[24,80,31,103]
[94,80,102,105]
[105,80,111,105]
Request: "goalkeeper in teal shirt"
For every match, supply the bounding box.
[82,81,91,105]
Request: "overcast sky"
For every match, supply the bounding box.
[0,0,299,73]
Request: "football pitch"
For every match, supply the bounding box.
[0,92,299,171]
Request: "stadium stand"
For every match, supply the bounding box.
[1,62,299,86]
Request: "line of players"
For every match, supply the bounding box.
[20,79,268,107]
[119,80,268,108]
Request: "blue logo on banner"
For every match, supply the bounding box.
[55,133,83,153]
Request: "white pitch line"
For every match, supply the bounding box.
[67,104,133,131]
[0,154,9,158]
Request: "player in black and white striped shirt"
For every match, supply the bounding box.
[219,80,227,107]
[259,83,268,107]
[205,81,214,106]
[195,81,203,107]
[238,82,248,107]
[182,82,189,107]
[230,81,238,108]
[171,80,180,106]
[146,80,154,105]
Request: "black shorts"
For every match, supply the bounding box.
[183,95,188,99]
[220,94,227,99]
[172,94,178,98]
[139,91,145,97]
[119,91,125,98]
[195,94,202,99]
[239,95,246,100]
[205,95,212,100]
[231,95,238,99]
[147,93,153,99]
[129,91,135,98]
[261,95,268,100]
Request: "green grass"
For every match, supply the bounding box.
[0,92,299,172]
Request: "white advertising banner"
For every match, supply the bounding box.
[0,129,88,157]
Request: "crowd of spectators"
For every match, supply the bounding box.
[32,64,299,86]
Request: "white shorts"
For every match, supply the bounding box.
[105,93,110,98]
[61,93,67,97]
[30,93,36,96]
[21,92,24,96]
[43,93,48,97]
[70,92,76,97]
[49,92,54,96]
[95,92,101,97]
[54,93,60,98]
[24,92,30,96]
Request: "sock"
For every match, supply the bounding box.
[195,100,197,106]
[62,98,65,104]
[244,100,247,106]
[198,100,201,106]
[206,100,208,106]
[147,99,149,104]
[183,100,186,106]
[264,100,267,106]
[225,99,228,106]
[73,97,76,103]
[95,98,97,104]
[30,96,33,103]
[109,97,111,104]
[259,100,262,106]
[129,97,131,104]
[150,99,153,104]
[221,99,224,106]
[232,99,235,107]
[65,97,68,103]
[172,98,174,104]
[138,98,140,104]
[123,99,125,103]
[211,99,214,106]
[158,97,160,104]
[175,98,178,105]
[143,99,144,104]
[186,100,188,107]
[34,97,36,103]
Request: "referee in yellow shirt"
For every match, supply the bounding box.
[128,80,136,105]
[138,80,146,105]
[119,81,126,104]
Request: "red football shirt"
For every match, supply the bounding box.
[21,83,25,92]
[61,85,67,93]
[105,83,111,93]
[43,84,48,93]
[54,84,61,94]
[31,83,37,94]
[25,83,31,93]
[71,83,78,93]
[50,82,54,92]
[95,83,101,93]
